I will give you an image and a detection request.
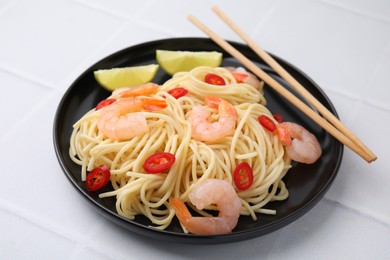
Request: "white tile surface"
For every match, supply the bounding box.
[253,0,390,97]
[0,70,51,139]
[0,0,389,259]
[0,0,124,89]
[326,104,390,224]
[74,0,154,19]
[0,209,76,259]
[364,42,390,110]
[319,0,390,23]
[134,0,281,39]
[97,20,170,57]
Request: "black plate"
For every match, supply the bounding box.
[53,37,343,244]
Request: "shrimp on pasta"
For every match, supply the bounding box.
[170,179,241,235]
[276,122,322,164]
[188,96,237,142]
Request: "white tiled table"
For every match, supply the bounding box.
[1,0,389,259]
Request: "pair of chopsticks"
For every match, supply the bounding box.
[188,6,376,163]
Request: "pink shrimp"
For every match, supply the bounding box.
[188,97,238,142]
[276,122,322,164]
[170,179,242,235]
[97,97,167,141]
[226,67,263,91]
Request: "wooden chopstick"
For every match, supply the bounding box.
[211,6,377,162]
[187,14,375,163]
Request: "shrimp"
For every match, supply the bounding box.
[276,122,322,164]
[97,97,167,141]
[112,83,159,98]
[170,179,242,235]
[188,97,237,142]
[226,66,263,91]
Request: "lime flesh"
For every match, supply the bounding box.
[156,50,222,75]
[94,64,159,91]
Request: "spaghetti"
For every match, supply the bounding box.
[69,66,291,230]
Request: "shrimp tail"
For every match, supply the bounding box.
[205,96,222,109]
[139,98,168,111]
[170,197,191,225]
[119,83,159,98]
[276,126,292,146]
[170,197,232,235]
[219,99,238,119]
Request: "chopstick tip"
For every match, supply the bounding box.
[187,14,196,22]
[369,155,378,163]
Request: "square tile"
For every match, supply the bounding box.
[0,0,124,89]
[0,70,51,139]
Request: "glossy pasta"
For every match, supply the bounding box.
[69,66,291,230]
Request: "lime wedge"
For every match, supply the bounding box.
[156,50,223,75]
[94,64,159,91]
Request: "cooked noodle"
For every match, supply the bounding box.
[69,66,291,230]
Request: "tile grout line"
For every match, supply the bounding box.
[66,1,173,86]
[71,0,152,21]
[0,0,18,16]
[0,196,85,245]
[361,39,390,109]
[130,0,179,36]
[0,89,60,145]
[62,20,130,80]
[0,64,56,90]
[67,218,119,260]
[323,85,390,113]
[71,0,130,20]
[315,0,390,24]
[66,218,117,260]
[1,198,115,260]
[72,0,182,36]
[132,0,156,19]
[251,0,282,38]
[323,197,390,229]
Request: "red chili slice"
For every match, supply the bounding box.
[167,87,189,99]
[143,152,176,174]
[258,115,277,132]
[205,73,225,86]
[233,162,254,190]
[95,98,116,110]
[273,113,284,123]
[86,165,111,191]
